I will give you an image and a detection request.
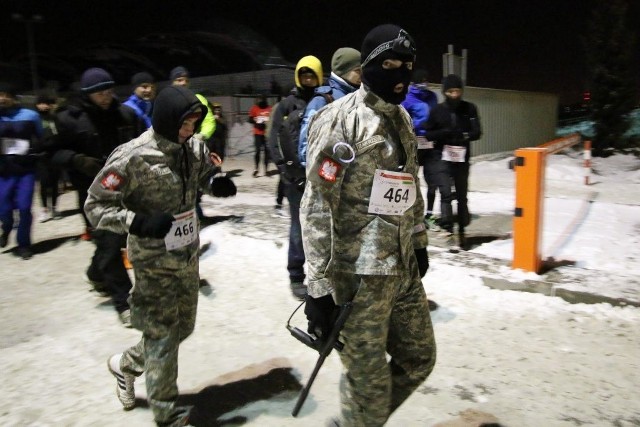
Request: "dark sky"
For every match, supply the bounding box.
[2,0,639,104]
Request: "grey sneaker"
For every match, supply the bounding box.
[290,282,307,300]
[118,309,132,328]
[107,353,136,410]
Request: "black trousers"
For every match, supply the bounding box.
[88,230,132,313]
[441,162,470,233]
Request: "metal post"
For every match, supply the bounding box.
[461,48,468,84]
[12,13,43,94]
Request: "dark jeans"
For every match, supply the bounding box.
[254,134,269,170]
[88,230,132,313]
[285,182,305,283]
[422,155,451,215]
[441,162,470,233]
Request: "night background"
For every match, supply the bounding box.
[1,0,639,105]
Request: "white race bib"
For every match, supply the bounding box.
[416,136,434,150]
[1,138,30,155]
[442,145,466,162]
[368,169,417,216]
[164,209,198,251]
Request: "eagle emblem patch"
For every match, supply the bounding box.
[101,172,124,191]
[318,158,341,182]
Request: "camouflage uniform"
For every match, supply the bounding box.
[301,85,436,426]
[85,89,218,425]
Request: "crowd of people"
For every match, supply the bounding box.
[0,22,483,427]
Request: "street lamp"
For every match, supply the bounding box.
[11,13,44,94]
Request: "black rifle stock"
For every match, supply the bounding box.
[287,301,353,417]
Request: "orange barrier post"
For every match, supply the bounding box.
[584,140,591,185]
[512,148,546,273]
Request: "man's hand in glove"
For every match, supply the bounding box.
[129,212,174,239]
[211,175,237,197]
[72,154,103,177]
[304,294,339,339]
[415,247,429,277]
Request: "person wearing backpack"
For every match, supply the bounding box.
[298,47,362,167]
[267,55,322,300]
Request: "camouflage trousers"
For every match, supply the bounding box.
[334,265,436,426]
[120,258,199,426]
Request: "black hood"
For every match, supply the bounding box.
[152,86,206,143]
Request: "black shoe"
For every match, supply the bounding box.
[0,232,8,248]
[252,169,259,177]
[428,299,439,311]
[16,246,33,260]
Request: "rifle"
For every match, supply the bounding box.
[286,301,354,417]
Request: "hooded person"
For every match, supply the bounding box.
[300,24,435,425]
[169,66,216,142]
[267,54,323,300]
[298,47,362,166]
[84,85,235,427]
[401,69,441,228]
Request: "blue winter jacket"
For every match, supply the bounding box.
[298,73,359,166]
[401,85,438,136]
[123,93,153,129]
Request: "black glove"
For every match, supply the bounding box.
[129,212,174,239]
[415,247,429,277]
[293,177,306,193]
[211,175,237,197]
[304,294,339,339]
[72,154,103,177]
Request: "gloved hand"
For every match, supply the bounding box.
[293,177,306,193]
[72,154,103,177]
[129,212,174,239]
[304,294,339,339]
[415,247,429,277]
[211,175,237,197]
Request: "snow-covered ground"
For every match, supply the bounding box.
[0,150,638,427]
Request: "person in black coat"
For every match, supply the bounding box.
[51,67,145,326]
[423,74,481,244]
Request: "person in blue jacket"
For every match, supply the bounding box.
[0,82,43,259]
[401,69,442,228]
[298,47,362,166]
[123,72,156,129]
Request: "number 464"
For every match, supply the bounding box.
[383,188,409,203]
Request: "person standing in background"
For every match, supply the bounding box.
[124,71,156,129]
[0,82,43,259]
[34,94,61,222]
[248,94,272,177]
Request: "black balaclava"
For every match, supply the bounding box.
[361,24,416,104]
[152,86,206,144]
[442,74,464,109]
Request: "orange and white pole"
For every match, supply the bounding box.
[584,140,592,185]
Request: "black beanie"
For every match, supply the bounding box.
[361,24,415,68]
[169,66,189,81]
[131,72,155,87]
[0,82,18,98]
[442,74,463,92]
[80,68,115,94]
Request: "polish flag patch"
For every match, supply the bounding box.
[101,172,124,191]
[318,158,341,182]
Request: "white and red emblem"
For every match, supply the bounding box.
[101,172,124,191]
[318,158,340,182]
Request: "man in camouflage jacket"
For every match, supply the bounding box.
[301,24,436,426]
[85,86,235,426]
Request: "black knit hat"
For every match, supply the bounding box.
[169,66,189,81]
[0,82,17,98]
[80,68,114,94]
[131,72,155,87]
[361,24,416,68]
[442,74,463,92]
